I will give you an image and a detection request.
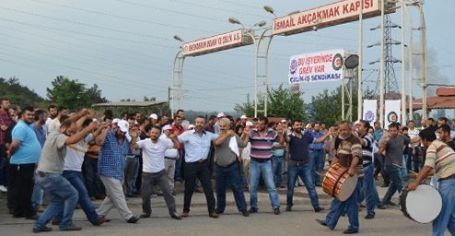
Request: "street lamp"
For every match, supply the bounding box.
[171,35,186,118]
[228,17,245,28]
[264,5,276,16]
[173,35,184,43]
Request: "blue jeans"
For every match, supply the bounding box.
[249,159,280,210]
[34,173,79,230]
[359,164,380,215]
[54,171,99,224]
[401,155,409,179]
[215,162,247,213]
[31,180,44,210]
[325,182,361,231]
[311,150,325,185]
[271,155,284,187]
[432,179,455,236]
[382,165,403,203]
[124,156,139,195]
[286,162,320,209]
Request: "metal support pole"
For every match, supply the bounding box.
[171,50,185,119]
[400,0,407,124]
[254,28,273,117]
[418,3,428,120]
[357,0,364,121]
[406,4,414,121]
[379,0,386,127]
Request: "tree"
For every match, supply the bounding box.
[46,76,108,110]
[0,76,45,107]
[234,84,305,120]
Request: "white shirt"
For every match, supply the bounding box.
[408,127,420,147]
[47,118,61,134]
[63,135,93,172]
[136,137,173,173]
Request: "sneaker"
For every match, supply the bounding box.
[33,226,52,233]
[316,219,328,227]
[181,211,189,218]
[343,228,359,234]
[51,219,60,225]
[170,212,182,220]
[61,224,82,231]
[286,206,292,212]
[127,216,139,223]
[248,207,258,214]
[0,185,7,193]
[384,201,396,206]
[273,208,280,215]
[365,214,375,219]
[241,210,249,217]
[215,209,223,214]
[377,204,386,209]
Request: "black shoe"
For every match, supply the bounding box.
[51,219,60,225]
[343,228,359,234]
[33,226,52,233]
[241,210,249,217]
[248,207,258,214]
[26,214,39,220]
[365,214,375,219]
[215,209,223,214]
[273,208,280,215]
[314,207,325,212]
[285,206,292,212]
[316,219,328,227]
[170,212,182,220]
[209,212,219,218]
[92,216,107,226]
[127,216,139,223]
[140,213,150,218]
[377,204,386,209]
[61,224,82,231]
[384,201,396,206]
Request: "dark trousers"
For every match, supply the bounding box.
[183,160,215,214]
[82,156,105,198]
[374,153,390,185]
[0,144,6,186]
[8,163,36,217]
[141,170,176,215]
[215,162,247,213]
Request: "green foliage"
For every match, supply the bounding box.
[234,84,305,120]
[0,77,45,107]
[46,76,107,110]
[310,88,342,126]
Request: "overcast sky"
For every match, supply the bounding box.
[0,0,453,112]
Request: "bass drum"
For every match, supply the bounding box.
[400,184,442,223]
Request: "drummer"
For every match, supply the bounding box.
[316,121,363,234]
[408,128,455,236]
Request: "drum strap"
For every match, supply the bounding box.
[331,169,349,196]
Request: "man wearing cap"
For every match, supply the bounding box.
[96,120,139,224]
[149,114,158,126]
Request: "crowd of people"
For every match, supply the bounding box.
[0,97,453,235]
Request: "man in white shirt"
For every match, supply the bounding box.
[131,125,181,220]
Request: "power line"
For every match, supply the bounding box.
[28,0,217,34]
[0,7,172,42]
[114,0,225,22]
[0,16,174,48]
[173,0,264,18]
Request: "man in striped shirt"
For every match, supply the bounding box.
[355,120,383,220]
[248,117,285,215]
[408,128,455,236]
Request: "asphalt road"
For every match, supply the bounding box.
[0,183,438,236]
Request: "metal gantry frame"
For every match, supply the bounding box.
[254,28,273,117]
[170,50,185,118]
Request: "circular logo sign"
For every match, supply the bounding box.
[289,59,298,74]
[365,110,375,122]
[387,111,398,123]
[332,53,343,71]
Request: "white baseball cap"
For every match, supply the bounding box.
[246,121,254,127]
[149,113,158,120]
[117,120,129,133]
[240,115,248,119]
[162,124,172,131]
[217,112,225,118]
[112,118,120,124]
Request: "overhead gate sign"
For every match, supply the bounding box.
[182,30,253,57]
[272,0,390,35]
[288,49,345,84]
